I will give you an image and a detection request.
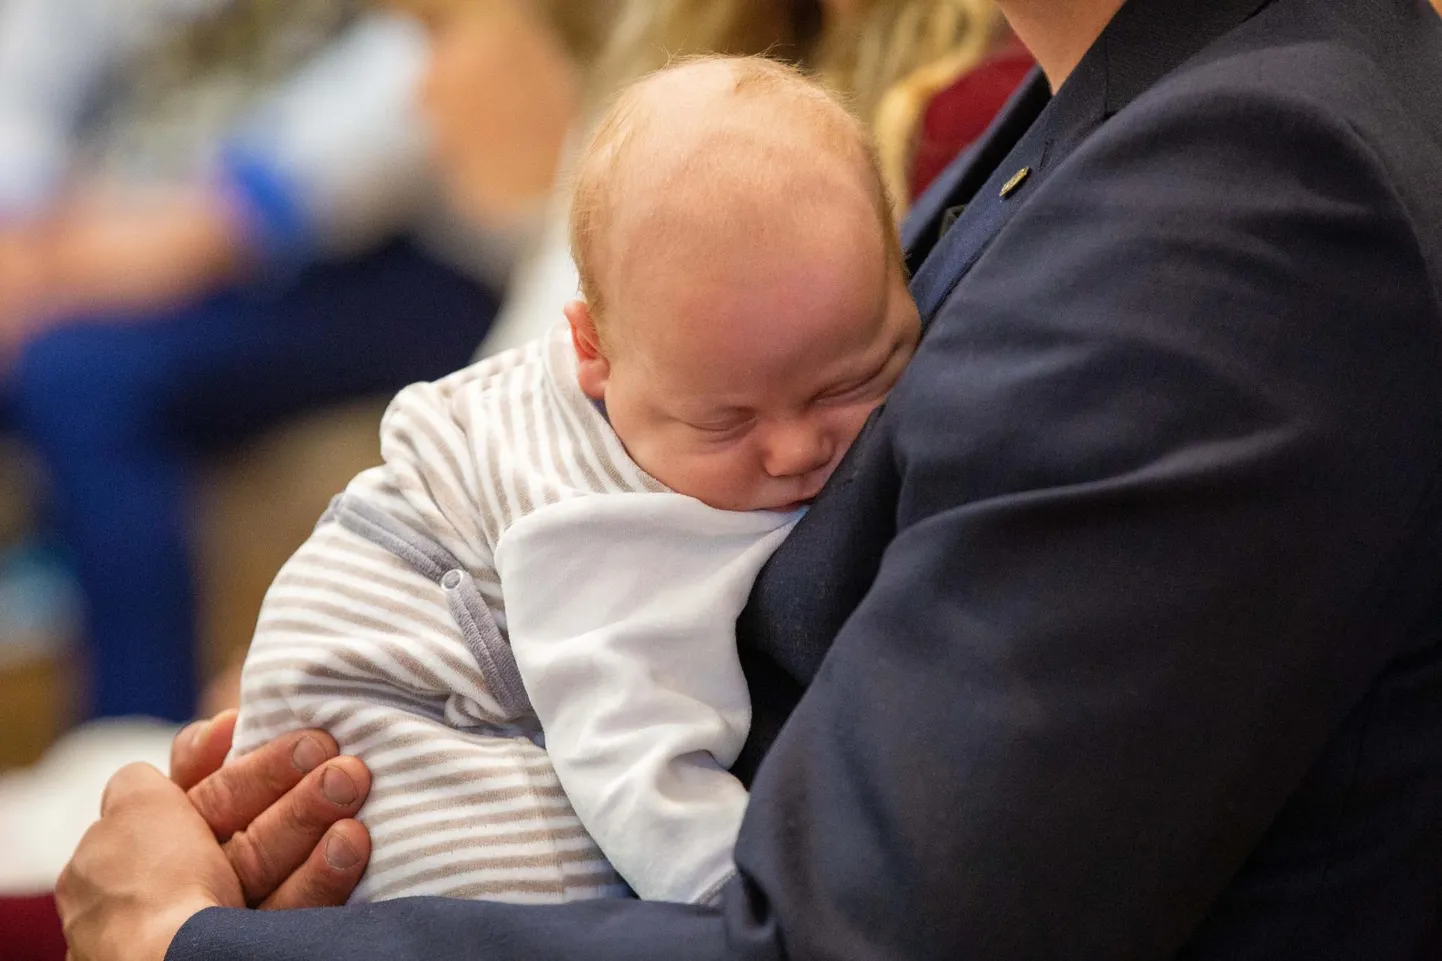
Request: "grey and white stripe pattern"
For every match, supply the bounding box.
[233,325,663,904]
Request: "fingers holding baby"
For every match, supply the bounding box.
[175,713,373,909]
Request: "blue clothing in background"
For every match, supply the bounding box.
[0,239,496,721]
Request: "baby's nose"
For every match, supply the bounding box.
[762,422,834,478]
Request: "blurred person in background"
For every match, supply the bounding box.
[0,0,514,723]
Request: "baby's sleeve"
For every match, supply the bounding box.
[495,492,799,905]
[233,500,624,904]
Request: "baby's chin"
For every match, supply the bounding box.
[687,490,813,514]
[763,498,813,514]
[657,469,825,513]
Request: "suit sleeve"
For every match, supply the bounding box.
[168,85,1442,960]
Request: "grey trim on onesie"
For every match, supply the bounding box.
[322,493,533,720]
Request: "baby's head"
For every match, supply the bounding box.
[565,56,920,512]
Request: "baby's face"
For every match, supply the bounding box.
[573,220,920,513]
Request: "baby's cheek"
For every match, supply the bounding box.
[624,434,683,490]
[693,447,768,510]
[695,446,754,488]
[836,402,878,449]
[649,447,734,501]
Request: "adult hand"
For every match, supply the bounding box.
[58,763,243,961]
[58,712,373,961]
[173,711,373,909]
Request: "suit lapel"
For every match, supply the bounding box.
[901,69,1052,267]
[902,0,1275,326]
[905,68,1104,323]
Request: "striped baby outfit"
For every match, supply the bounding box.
[233,324,798,905]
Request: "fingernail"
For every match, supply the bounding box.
[188,719,212,749]
[291,736,327,774]
[321,765,358,806]
[324,833,360,870]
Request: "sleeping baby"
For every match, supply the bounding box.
[233,54,921,906]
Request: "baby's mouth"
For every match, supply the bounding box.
[768,471,830,512]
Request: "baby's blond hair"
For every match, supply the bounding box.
[569,56,903,324]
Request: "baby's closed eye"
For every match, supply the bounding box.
[816,349,905,405]
[683,410,756,436]
[689,422,754,443]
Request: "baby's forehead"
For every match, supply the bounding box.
[570,57,894,319]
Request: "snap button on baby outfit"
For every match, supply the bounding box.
[442,569,464,590]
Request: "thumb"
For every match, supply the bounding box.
[170,710,238,790]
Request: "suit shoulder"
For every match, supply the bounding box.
[1142,5,1442,211]
[1166,0,1437,121]
[1118,14,1442,298]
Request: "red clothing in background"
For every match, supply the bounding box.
[910,37,1035,199]
[0,894,67,961]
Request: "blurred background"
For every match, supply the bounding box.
[0,0,1039,953]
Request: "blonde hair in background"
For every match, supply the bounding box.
[833,0,1003,216]
[594,0,1005,215]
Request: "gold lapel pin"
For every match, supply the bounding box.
[1000,166,1032,199]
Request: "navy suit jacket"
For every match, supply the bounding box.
[172,0,1442,956]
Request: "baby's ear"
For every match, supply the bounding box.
[564,299,609,400]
